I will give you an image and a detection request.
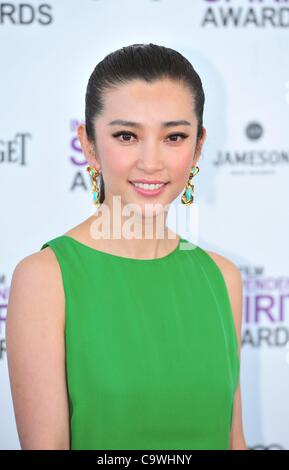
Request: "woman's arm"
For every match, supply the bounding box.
[206,250,248,450]
[5,248,70,450]
[223,263,248,450]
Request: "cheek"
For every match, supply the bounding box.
[170,152,193,184]
[98,149,132,183]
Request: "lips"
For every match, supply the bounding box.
[129,181,168,197]
[129,180,168,184]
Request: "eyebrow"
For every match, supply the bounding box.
[107,119,192,128]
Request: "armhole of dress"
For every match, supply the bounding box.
[194,246,240,393]
[210,254,240,392]
[40,241,68,325]
[40,241,72,447]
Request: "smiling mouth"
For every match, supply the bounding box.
[129,181,169,186]
[129,181,169,192]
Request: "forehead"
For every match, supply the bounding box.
[101,78,194,117]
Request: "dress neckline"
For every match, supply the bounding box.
[61,234,183,262]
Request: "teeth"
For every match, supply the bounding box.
[132,182,165,190]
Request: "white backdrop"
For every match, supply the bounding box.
[1,0,289,450]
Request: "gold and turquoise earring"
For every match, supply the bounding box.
[181,166,200,205]
[86,165,101,208]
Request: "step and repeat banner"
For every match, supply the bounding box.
[1,0,289,450]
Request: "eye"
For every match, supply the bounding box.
[112,131,136,142]
[167,133,189,143]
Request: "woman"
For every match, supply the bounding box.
[6,43,247,450]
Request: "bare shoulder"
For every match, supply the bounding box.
[204,249,241,279]
[14,244,62,271]
[204,249,243,297]
[8,247,65,327]
[203,249,243,347]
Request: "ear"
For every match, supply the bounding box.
[193,127,207,166]
[77,123,101,169]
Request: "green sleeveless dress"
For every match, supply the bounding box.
[40,235,239,450]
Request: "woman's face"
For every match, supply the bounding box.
[83,78,206,217]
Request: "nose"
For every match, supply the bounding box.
[136,140,164,173]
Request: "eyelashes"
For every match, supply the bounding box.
[111,130,189,143]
